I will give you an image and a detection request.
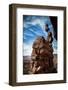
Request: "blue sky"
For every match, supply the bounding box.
[23,15,57,56]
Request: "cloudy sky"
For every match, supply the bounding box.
[23,15,57,56]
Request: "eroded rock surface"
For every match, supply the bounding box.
[30,36,54,74]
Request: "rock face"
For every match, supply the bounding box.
[30,36,54,74]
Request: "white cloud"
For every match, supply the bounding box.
[53,48,57,54]
[23,43,32,56]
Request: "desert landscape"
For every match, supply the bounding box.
[23,54,57,74]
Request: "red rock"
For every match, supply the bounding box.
[30,36,54,74]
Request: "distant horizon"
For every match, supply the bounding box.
[23,54,57,57]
